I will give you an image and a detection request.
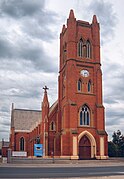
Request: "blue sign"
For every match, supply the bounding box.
[34,144,43,157]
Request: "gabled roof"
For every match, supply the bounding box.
[12,109,41,132]
[11,100,58,132]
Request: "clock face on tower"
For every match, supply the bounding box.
[80,70,89,77]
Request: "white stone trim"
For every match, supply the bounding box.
[15,130,30,133]
[60,156,71,159]
[70,155,79,159]
[100,136,104,156]
[72,136,77,156]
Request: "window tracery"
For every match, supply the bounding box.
[79,105,90,126]
[78,79,82,91]
[78,39,83,57]
[88,80,91,92]
[86,40,91,58]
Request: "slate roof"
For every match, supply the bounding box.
[11,100,58,132]
[12,109,42,132]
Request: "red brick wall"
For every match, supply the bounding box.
[58,10,108,157]
[2,147,9,157]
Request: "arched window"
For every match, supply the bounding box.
[78,39,83,57]
[86,40,91,58]
[79,105,90,126]
[78,79,82,91]
[20,137,24,151]
[88,80,91,92]
[50,121,55,131]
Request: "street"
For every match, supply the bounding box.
[0,166,124,178]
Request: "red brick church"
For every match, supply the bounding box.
[10,10,108,159]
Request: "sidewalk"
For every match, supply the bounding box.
[1,157,124,167]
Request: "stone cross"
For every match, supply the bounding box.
[43,86,49,92]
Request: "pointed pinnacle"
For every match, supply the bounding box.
[69,9,75,19]
[62,24,66,33]
[92,15,98,24]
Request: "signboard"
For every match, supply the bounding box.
[34,144,43,157]
[12,151,27,157]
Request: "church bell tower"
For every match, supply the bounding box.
[58,10,108,159]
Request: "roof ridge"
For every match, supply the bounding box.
[14,109,41,112]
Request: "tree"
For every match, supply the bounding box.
[108,141,118,157]
[109,130,124,157]
[112,130,121,145]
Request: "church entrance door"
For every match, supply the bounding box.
[79,135,91,159]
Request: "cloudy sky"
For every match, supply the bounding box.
[0,0,124,141]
